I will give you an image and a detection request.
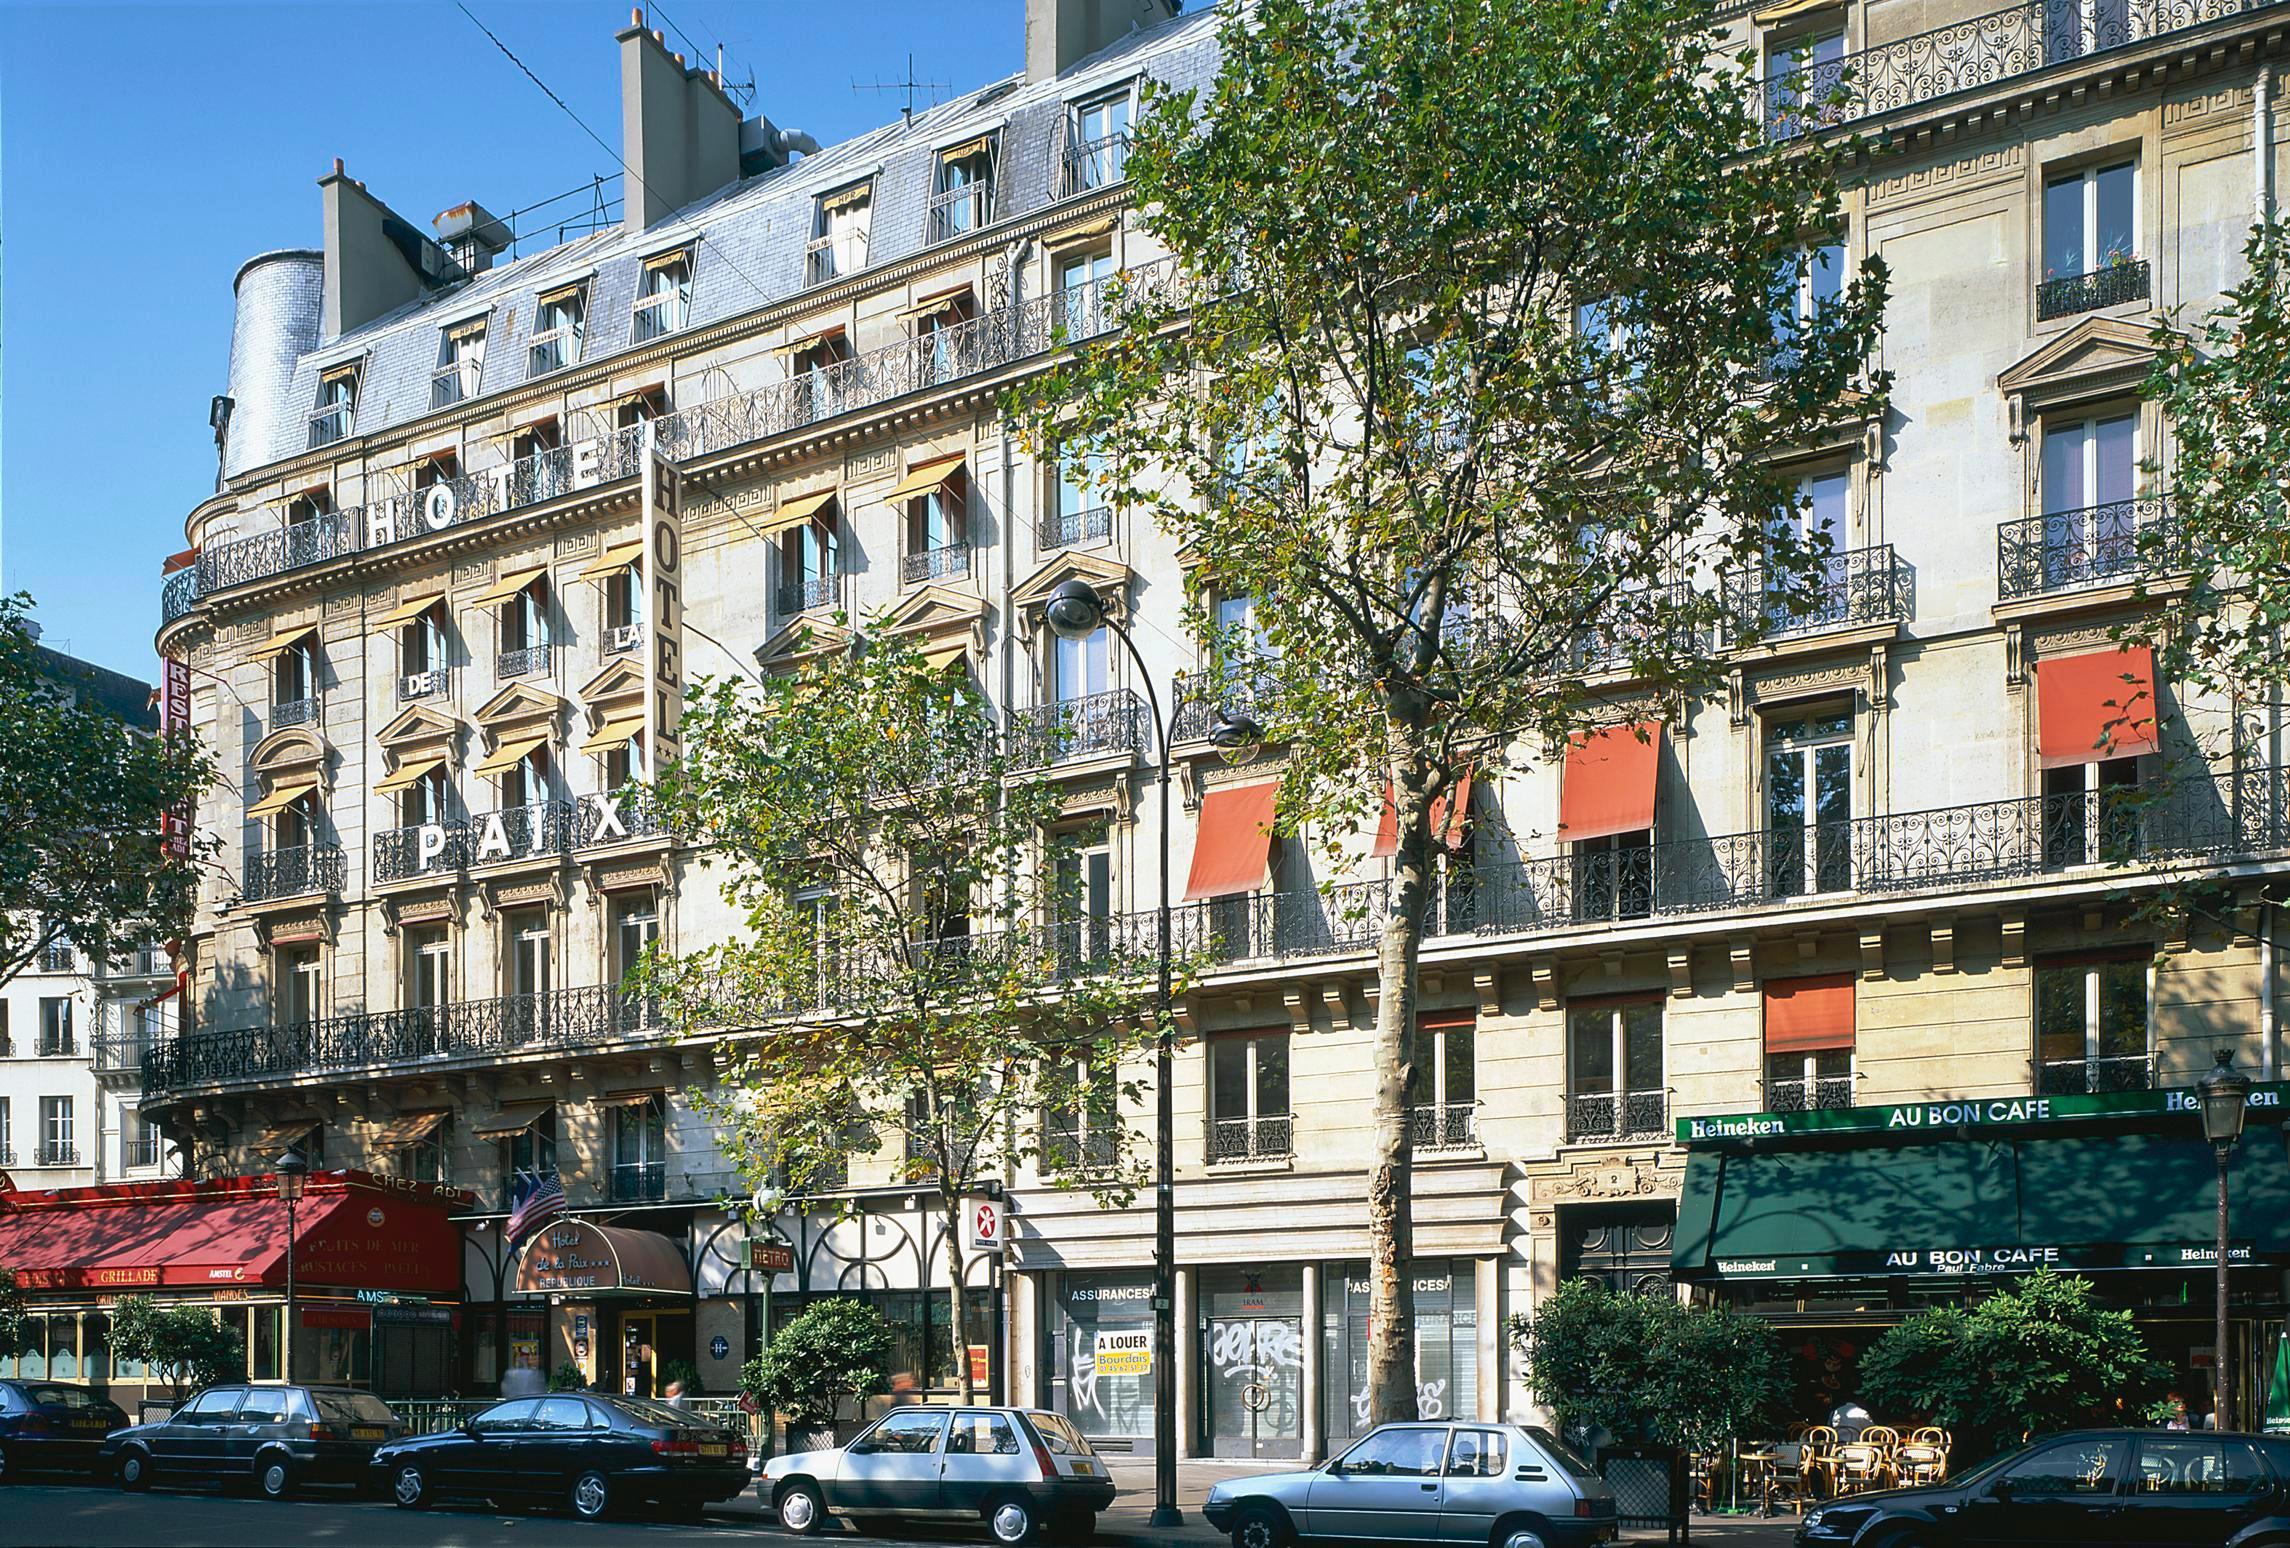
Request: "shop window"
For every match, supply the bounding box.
[1764,706,1853,897]
[529,283,588,376]
[1207,1032,1291,1164]
[1323,1261,1478,1444]
[2035,955,2151,1095]
[611,1093,667,1201]
[631,249,693,342]
[1046,1274,1157,1443]
[1566,998,1664,1141]
[1406,1016,1476,1148]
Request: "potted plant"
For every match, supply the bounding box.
[741,1298,895,1452]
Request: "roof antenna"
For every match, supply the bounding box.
[852,52,948,125]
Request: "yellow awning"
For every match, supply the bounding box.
[903,282,975,319]
[580,715,645,755]
[475,563,550,605]
[373,753,450,796]
[246,777,321,819]
[885,452,968,503]
[366,1110,449,1149]
[470,1101,554,1139]
[248,624,318,663]
[938,135,994,164]
[374,591,444,630]
[1754,0,1840,22]
[472,733,549,779]
[759,487,837,538]
[255,1119,322,1150]
[922,642,970,674]
[819,180,872,212]
[580,540,644,579]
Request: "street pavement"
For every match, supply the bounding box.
[0,1459,1802,1548]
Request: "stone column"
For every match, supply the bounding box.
[1174,1265,1197,1459]
[1474,1257,1500,1421]
[1008,1271,1040,1409]
[1300,1262,1324,1461]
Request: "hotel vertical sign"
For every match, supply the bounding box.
[640,424,684,772]
[161,655,193,859]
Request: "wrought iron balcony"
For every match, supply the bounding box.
[1998,496,2186,601]
[308,402,354,449]
[902,544,969,585]
[496,643,552,680]
[2038,259,2152,320]
[610,1163,668,1203]
[1757,0,2260,143]
[805,234,867,288]
[1565,1090,1669,1143]
[398,667,451,703]
[37,1031,77,1059]
[1061,131,1129,197]
[1410,1103,1478,1150]
[37,940,74,974]
[1766,1075,1856,1113]
[1007,689,1151,770]
[927,180,993,244]
[430,358,482,410]
[1567,584,1706,675]
[1040,1121,1119,1175]
[142,982,663,1095]
[34,1144,81,1168]
[604,622,645,655]
[1208,1115,1293,1165]
[1723,543,1910,643]
[243,844,346,903]
[372,793,661,882]
[123,1138,162,1169]
[2037,1053,2157,1095]
[775,573,838,616]
[93,1037,154,1079]
[1039,504,1113,551]
[578,786,670,846]
[268,696,320,733]
[373,820,470,882]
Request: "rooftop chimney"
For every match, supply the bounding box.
[1025,0,1178,82]
[319,162,461,340]
[619,7,741,234]
[434,200,511,274]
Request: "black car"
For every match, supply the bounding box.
[101,1382,404,1499]
[0,1379,129,1480]
[372,1392,749,1523]
[1796,1427,2290,1546]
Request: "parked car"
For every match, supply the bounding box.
[101,1382,402,1499]
[372,1392,748,1522]
[763,1405,1117,1543]
[0,1379,130,1480]
[1202,1422,1620,1548]
[1794,1427,2290,1546]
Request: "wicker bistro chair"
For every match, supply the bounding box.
[1796,1426,1841,1499]
[1759,1440,1815,1515]
[1833,1442,1891,1494]
[1894,1441,1949,1487]
[1910,1426,1952,1451]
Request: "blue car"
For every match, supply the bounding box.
[0,1379,128,1480]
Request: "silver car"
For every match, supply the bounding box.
[763,1405,1116,1544]
[1202,1422,1619,1548]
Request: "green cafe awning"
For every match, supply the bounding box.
[1676,1129,2290,1281]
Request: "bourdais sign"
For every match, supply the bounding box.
[517,1218,690,1296]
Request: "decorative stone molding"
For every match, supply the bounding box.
[1999,316,2157,441]
[1474,966,1502,1016]
[2164,83,2254,125]
[1666,945,1694,999]
[1866,144,2023,207]
[322,591,362,618]
[1930,913,1959,975]
[1860,924,1888,981]
[1529,958,1560,1011]
[1284,987,1312,1035]
[2000,907,2029,968]
[555,529,601,559]
[481,873,564,921]
[1728,937,1757,993]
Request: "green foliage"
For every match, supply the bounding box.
[1860,1270,2166,1455]
[741,1298,896,1430]
[109,1295,245,1398]
[0,1268,24,1362]
[661,1357,702,1395]
[0,594,215,988]
[550,1361,585,1392]
[1511,1279,1785,1452]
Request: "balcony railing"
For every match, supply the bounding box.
[308,402,354,449]
[268,696,321,733]
[1566,1089,1670,1143]
[775,573,838,616]
[902,544,969,585]
[609,1163,668,1203]
[1758,0,2260,142]
[2038,1052,2157,1095]
[1208,1115,1292,1165]
[2038,258,2152,320]
[123,1138,162,1169]
[93,1037,155,1078]
[496,643,552,680]
[37,1031,77,1058]
[1062,131,1129,196]
[1008,689,1151,770]
[398,667,451,703]
[372,793,664,884]
[604,622,645,655]
[1998,496,2186,600]
[166,262,1181,625]
[1410,1103,1478,1150]
[143,983,662,1096]
[37,941,74,974]
[1766,1075,1856,1113]
[243,844,346,903]
[1039,504,1114,551]
[926,180,994,245]
[1567,584,1706,675]
[1723,543,1910,642]
[35,1144,81,1167]
[1041,1121,1119,1174]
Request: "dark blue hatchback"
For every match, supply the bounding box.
[0,1379,129,1480]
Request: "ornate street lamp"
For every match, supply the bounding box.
[1045,578,1258,1526]
[2198,1050,2250,1430]
[274,1143,310,1384]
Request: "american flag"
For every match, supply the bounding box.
[506,1170,566,1245]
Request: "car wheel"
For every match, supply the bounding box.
[987,1494,1039,1545]
[1231,1504,1292,1548]
[257,1455,297,1500]
[776,1480,826,1536]
[570,1468,612,1522]
[390,1462,429,1510]
[1494,1526,1548,1548]
[118,1449,153,1493]
[0,1440,12,1485]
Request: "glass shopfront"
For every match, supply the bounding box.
[1200,1265,1305,1459]
[1045,1271,1157,1450]
[1323,1260,1479,1445]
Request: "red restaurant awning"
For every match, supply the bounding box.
[1560,722,1663,840]
[1184,780,1282,900]
[1764,973,1856,1054]
[2037,645,2159,767]
[1371,773,1475,858]
[0,1172,465,1294]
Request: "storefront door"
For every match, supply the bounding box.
[1047,1272,1157,1452]
[1206,1317,1304,1458]
[621,1313,658,1399]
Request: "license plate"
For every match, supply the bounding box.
[1070,1461,1094,1476]
[74,1420,108,1431]
[699,1443,729,1458]
[351,1426,386,1440]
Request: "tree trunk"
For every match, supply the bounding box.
[1366,771,1430,1425]
[944,1198,975,1402]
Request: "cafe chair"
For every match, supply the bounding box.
[1894,1441,1948,1487]
[1761,1440,1813,1515]
[1798,1426,1840,1498]
[1833,1442,1889,1494]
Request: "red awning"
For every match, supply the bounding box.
[161,546,200,576]
[1764,973,1856,1054]
[0,1173,465,1294]
[1560,722,1663,840]
[1371,773,1475,858]
[2037,646,2159,767]
[516,1219,691,1296]
[1184,780,1282,900]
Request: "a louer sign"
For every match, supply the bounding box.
[1680,1082,2290,1145]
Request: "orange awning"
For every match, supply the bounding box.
[1184,781,1282,900]
[1372,773,1475,857]
[1764,973,1857,1054]
[2037,646,2159,767]
[1560,722,1663,840]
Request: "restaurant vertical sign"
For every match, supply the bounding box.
[640,424,684,774]
[160,654,192,859]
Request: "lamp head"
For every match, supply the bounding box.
[2198,1049,2251,1149]
[1207,709,1263,752]
[750,1181,785,1219]
[275,1143,309,1202]
[1043,579,1106,641]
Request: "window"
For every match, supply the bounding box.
[2041,161,2141,317]
[413,450,459,490]
[946,1410,1019,1456]
[310,364,358,448]
[1767,1046,1853,1112]
[2132,1437,2270,1496]
[615,385,670,429]
[1566,998,1664,1141]
[602,730,646,792]
[603,563,642,635]
[1066,92,1132,194]
[931,139,995,242]
[809,185,873,285]
[398,1116,451,1185]
[1051,823,1113,968]
[2044,0,2137,66]
[506,906,552,999]
[37,1096,74,1166]
[789,335,848,419]
[777,517,838,614]
[631,250,693,342]
[1571,829,1652,925]
[1335,1425,1447,1477]
[915,291,976,382]
[857,1409,947,1455]
[398,763,451,829]
[1447,1429,1511,1478]
[406,923,451,1011]
[0,1097,10,1163]
[506,1104,558,1178]
[1051,622,1109,704]
[1041,1056,1118,1173]
[1764,707,1853,896]
[905,478,967,582]
[2043,753,2142,867]
[1998,1434,2127,1495]
[123,1112,163,1171]
[399,599,447,680]
[1047,444,1111,549]
[498,746,548,810]
[272,635,317,712]
[1763,27,1845,139]
[528,284,587,375]
[1760,469,1852,630]
[2036,955,2151,1094]
[610,891,659,988]
[1407,1017,1476,1148]
[271,786,319,854]
[37,998,72,1058]
[611,1094,667,1201]
[2039,411,2138,587]
[1207,1032,1291,1163]
[1769,239,1845,363]
[430,317,487,408]
[1056,249,1116,337]
[272,943,323,1028]
[497,575,550,674]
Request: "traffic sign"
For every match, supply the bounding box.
[967,1197,1004,1253]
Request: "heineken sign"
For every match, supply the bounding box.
[1713,1241,2256,1279]
[1681,1081,2290,1146]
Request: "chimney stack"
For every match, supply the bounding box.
[318,162,460,340]
[619,9,740,233]
[434,201,512,274]
[1024,0,1178,82]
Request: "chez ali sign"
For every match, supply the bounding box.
[1680,1081,2290,1146]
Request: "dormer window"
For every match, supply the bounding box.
[1063,91,1132,196]
[310,365,358,449]
[930,138,996,243]
[529,283,588,375]
[807,183,873,285]
[430,317,488,409]
[615,386,670,430]
[632,249,693,342]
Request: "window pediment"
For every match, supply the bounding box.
[579,656,646,708]
[754,616,852,675]
[472,681,565,733]
[882,584,987,646]
[1013,551,1134,625]
[377,704,464,758]
[249,726,330,778]
[1999,315,2158,435]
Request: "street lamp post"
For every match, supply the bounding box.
[274,1144,309,1384]
[2198,1050,2250,1431]
[1043,579,1258,1528]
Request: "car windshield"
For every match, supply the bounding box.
[314,1392,398,1425]
[1521,1427,1602,1483]
[24,1385,102,1409]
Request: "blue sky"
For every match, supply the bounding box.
[0,0,1028,680]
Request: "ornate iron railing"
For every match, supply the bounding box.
[1567,584,1706,675]
[1039,504,1113,550]
[373,820,470,882]
[1062,131,1130,197]
[578,786,670,845]
[1566,1090,1670,1143]
[243,844,346,902]
[1410,1103,1478,1149]
[372,793,661,884]
[0,1148,14,1167]
[1208,1115,1292,1164]
[604,622,646,655]
[1171,672,1272,745]
[902,544,969,585]
[308,402,353,449]
[1008,689,1151,769]
[1041,1120,1120,1174]
[37,1029,77,1058]
[398,667,451,702]
[2038,258,2153,319]
[775,573,838,616]
[611,1163,668,1202]
[35,1144,82,1167]
[268,696,320,732]
[1998,495,2185,600]
[1723,543,1910,641]
[93,1036,154,1077]
[37,940,74,973]
[123,1138,162,1169]
[927,180,994,245]
[1766,1075,1856,1113]
[496,643,553,680]
[1758,0,2260,142]
[2037,1053,2157,1095]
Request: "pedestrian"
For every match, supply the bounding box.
[501,1353,546,1399]
[2163,1390,2191,1430]
[664,1377,690,1409]
[1830,1393,1872,1444]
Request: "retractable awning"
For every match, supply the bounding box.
[470,1101,554,1139]
[374,753,450,796]
[1763,973,1855,1054]
[248,624,318,663]
[1184,780,1281,900]
[365,1110,450,1149]
[579,716,645,755]
[1560,722,1663,840]
[759,487,837,539]
[2037,645,2159,766]
[884,452,967,503]
[472,734,549,779]
[580,540,644,579]
[374,591,445,630]
[475,563,550,605]
[246,777,321,819]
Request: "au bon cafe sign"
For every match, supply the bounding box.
[1680,1081,2290,1146]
